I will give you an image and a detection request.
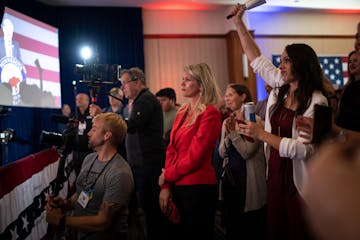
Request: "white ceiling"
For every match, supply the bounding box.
[37,0,360,12]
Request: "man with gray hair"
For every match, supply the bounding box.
[120,67,166,240]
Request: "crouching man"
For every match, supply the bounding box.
[46,112,134,239]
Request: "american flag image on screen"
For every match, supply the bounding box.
[0,7,61,108]
[272,55,348,88]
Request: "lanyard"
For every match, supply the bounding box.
[84,153,117,190]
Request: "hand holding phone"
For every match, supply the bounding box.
[312,104,332,143]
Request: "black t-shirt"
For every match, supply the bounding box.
[73,107,92,152]
[336,80,360,131]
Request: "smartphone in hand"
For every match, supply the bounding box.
[312,104,332,143]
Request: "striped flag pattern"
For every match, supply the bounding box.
[0,148,65,240]
[1,7,61,107]
[272,55,348,88]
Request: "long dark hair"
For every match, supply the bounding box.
[227,83,252,103]
[273,43,326,115]
[348,50,357,83]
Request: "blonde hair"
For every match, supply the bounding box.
[180,63,221,125]
[94,112,127,146]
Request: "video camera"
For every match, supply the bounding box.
[74,63,121,83]
[74,62,122,104]
[41,118,78,200]
[40,117,78,155]
[41,131,65,147]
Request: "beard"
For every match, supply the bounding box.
[88,138,105,149]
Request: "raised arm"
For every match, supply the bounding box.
[230,4,261,62]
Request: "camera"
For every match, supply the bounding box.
[75,63,121,82]
[0,128,14,144]
[75,63,108,81]
[40,131,64,147]
[41,123,77,155]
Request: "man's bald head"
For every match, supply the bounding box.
[76,93,89,111]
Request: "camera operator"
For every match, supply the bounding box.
[46,112,134,240]
[72,93,93,177]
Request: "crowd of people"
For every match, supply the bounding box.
[44,6,360,240]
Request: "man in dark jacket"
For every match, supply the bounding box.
[120,67,166,240]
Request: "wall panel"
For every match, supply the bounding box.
[144,36,229,104]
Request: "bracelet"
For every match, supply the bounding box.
[337,128,347,142]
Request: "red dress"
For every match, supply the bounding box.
[267,106,312,240]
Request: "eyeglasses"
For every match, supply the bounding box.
[120,78,137,86]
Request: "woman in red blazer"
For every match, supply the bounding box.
[158,63,222,240]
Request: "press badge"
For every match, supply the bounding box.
[78,121,86,135]
[78,191,90,208]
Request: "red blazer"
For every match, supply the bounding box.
[163,104,221,187]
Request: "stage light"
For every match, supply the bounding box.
[80,46,92,63]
